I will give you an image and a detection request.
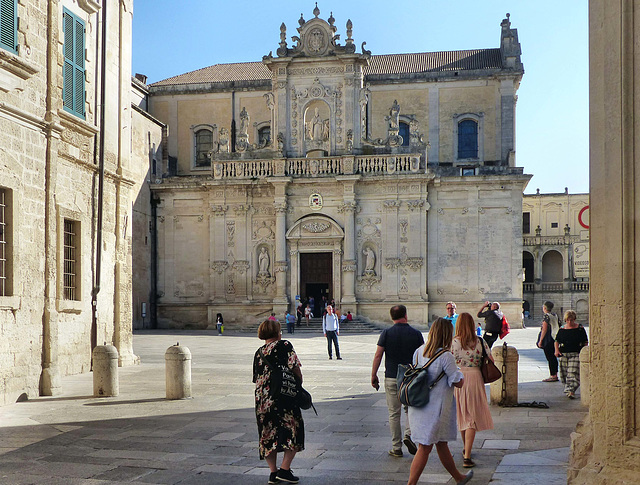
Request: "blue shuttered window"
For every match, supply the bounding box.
[458,119,478,159]
[63,9,85,119]
[0,0,17,54]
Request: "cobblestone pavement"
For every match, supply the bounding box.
[0,327,586,484]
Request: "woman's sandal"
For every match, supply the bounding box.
[463,457,475,468]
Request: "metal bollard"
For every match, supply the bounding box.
[93,344,119,397]
[490,344,519,406]
[165,343,192,400]
[579,345,590,407]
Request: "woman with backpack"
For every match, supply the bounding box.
[406,318,473,485]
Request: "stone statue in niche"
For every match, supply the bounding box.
[362,247,376,276]
[258,247,270,277]
[306,107,329,141]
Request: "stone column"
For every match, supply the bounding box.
[568,2,640,483]
[499,79,516,164]
[271,179,290,313]
[210,205,228,302]
[338,176,359,309]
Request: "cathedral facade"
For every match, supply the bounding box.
[145,8,530,328]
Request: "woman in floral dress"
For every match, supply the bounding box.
[253,319,304,484]
[451,313,494,468]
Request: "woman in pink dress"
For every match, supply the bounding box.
[451,312,494,468]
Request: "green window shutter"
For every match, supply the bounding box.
[0,0,18,54]
[62,9,85,119]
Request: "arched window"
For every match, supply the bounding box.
[399,121,410,146]
[523,252,534,283]
[458,119,478,159]
[194,129,213,167]
[258,126,271,147]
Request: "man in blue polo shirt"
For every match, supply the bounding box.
[443,301,459,329]
[371,305,424,457]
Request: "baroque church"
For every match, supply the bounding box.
[144,6,530,328]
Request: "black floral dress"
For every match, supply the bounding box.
[253,339,305,459]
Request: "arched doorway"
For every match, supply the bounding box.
[542,250,563,282]
[286,215,344,313]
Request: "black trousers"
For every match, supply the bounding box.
[543,339,558,376]
[326,330,340,358]
[483,331,499,349]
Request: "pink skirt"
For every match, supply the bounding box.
[455,366,494,432]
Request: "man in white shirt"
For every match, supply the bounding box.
[322,305,341,360]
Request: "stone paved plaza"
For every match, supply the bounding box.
[0,327,586,484]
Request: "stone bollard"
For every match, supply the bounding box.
[93,344,119,397]
[579,345,590,407]
[490,344,519,406]
[165,343,192,400]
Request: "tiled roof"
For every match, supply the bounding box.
[365,49,503,75]
[150,49,503,87]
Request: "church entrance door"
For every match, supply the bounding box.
[300,252,332,316]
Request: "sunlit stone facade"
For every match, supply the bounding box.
[146,8,530,328]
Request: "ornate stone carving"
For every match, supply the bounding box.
[274,261,288,273]
[437,208,444,215]
[211,261,229,274]
[337,200,358,213]
[253,221,276,240]
[357,272,382,291]
[399,219,408,242]
[342,259,356,272]
[227,276,235,294]
[234,204,251,215]
[400,276,408,293]
[383,200,402,211]
[462,207,469,214]
[407,200,425,212]
[211,205,228,216]
[274,201,288,213]
[357,218,381,238]
[158,216,165,223]
[226,222,235,247]
[255,273,275,293]
[232,260,250,275]
[302,222,330,233]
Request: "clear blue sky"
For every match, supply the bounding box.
[132,1,589,194]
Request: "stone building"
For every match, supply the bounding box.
[522,190,589,323]
[145,7,530,329]
[0,0,147,405]
[568,1,640,482]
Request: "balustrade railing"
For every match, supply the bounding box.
[212,154,423,179]
[541,282,563,291]
[523,282,534,292]
[571,282,590,291]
